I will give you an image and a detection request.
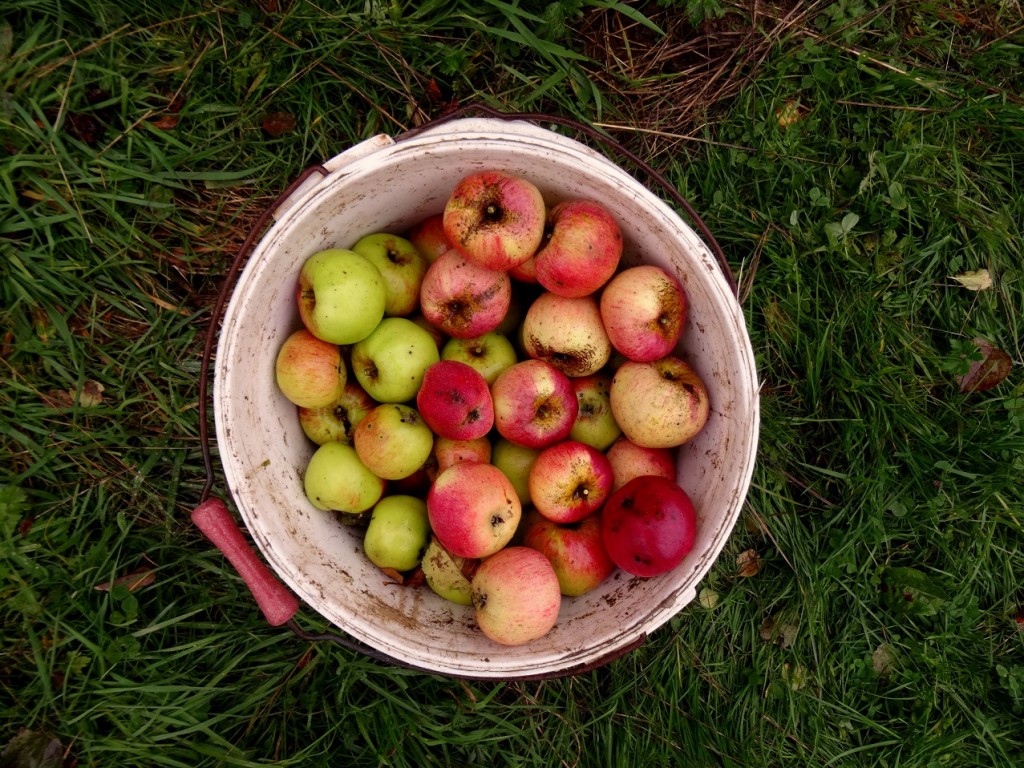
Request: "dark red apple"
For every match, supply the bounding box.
[601,475,696,578]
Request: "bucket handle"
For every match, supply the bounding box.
[191,106,728,679]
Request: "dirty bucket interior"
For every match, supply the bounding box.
[213,117,760,679]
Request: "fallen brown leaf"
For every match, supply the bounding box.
[736,548,761,577]
[262,111,297,137]
[78,380,105,407]
[957,338,1012,393]
[94,568,157,592]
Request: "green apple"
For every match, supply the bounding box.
[441,331,518,386]
[351,233,428,318]
[297,248,386,345]
[302,442,385,513]
[353,403,434,480]
[350,317,440,404]
[421,536,474,605]
[298,381,375,445]
[569,374,622,451]
[491,438,541,506]
[363,495,430,572]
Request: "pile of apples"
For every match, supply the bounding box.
[273,170,710,646]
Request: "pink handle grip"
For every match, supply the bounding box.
[192,497,300,626]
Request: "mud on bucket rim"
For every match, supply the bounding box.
[194,110,761,680]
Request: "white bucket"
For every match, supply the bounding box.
[214,117,760,679]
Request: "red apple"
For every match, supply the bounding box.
[522,511,615,596]
[406,213,452,264]
[600,265,687,362]
[528,440,613,523]
[470,546,561,645]
[521,292,611,378]
[433,435,492,474]
[274,329,345,409]
[606,437,676,491]
[491,359,578,449]
[419,248,512,339]
[509,254,538,283]
[443,170,546,272]
[533,199,622,298]
[427,462,522,559]
[609,356,710,448]
[601,475,697,577]
[416,360,494,441]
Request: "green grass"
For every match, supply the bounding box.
[2,1,1023,766]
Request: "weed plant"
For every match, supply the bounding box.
[1,1,1022,766]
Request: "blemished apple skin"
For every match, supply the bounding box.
[521,292,611,378]
[419,249,512,339]
[470,546,562,646]
[533,199,623,298]
[416,360,495,441]
[427,462,522,559]
[600,265,688,363]
[274,328,346,409]
[491,359,579,449]
[442,170,547,272]
[609,356,710,449]
[527,440,614,524]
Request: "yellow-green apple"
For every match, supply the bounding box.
[416,360,494,441]
[419,249,512,339]
[569,374,621,451]
[298,381,375,445]
[533,199,622,298]
[427,462,521,559]
[442,170,546,272]
[470,546,561,646]
[601,475,696,577]
[606,437,676,491]
[522,511,615,596]
[406,213,452,264]
[609,356,709,448]
[362,495,430,572]
[274,329,346,408]
[491,438,541,506]
[491,359,578,449]
[528,440,614,523]
[600,265,687,362]
[433,435,492,474]
[297,248,386,345]
[421,536,476,606]
[351,232,428,317]
[353,403,434,480]
[522,292,611,377]
[302,442,385,513]
[350,317,440,403]
[441,331,518,385]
